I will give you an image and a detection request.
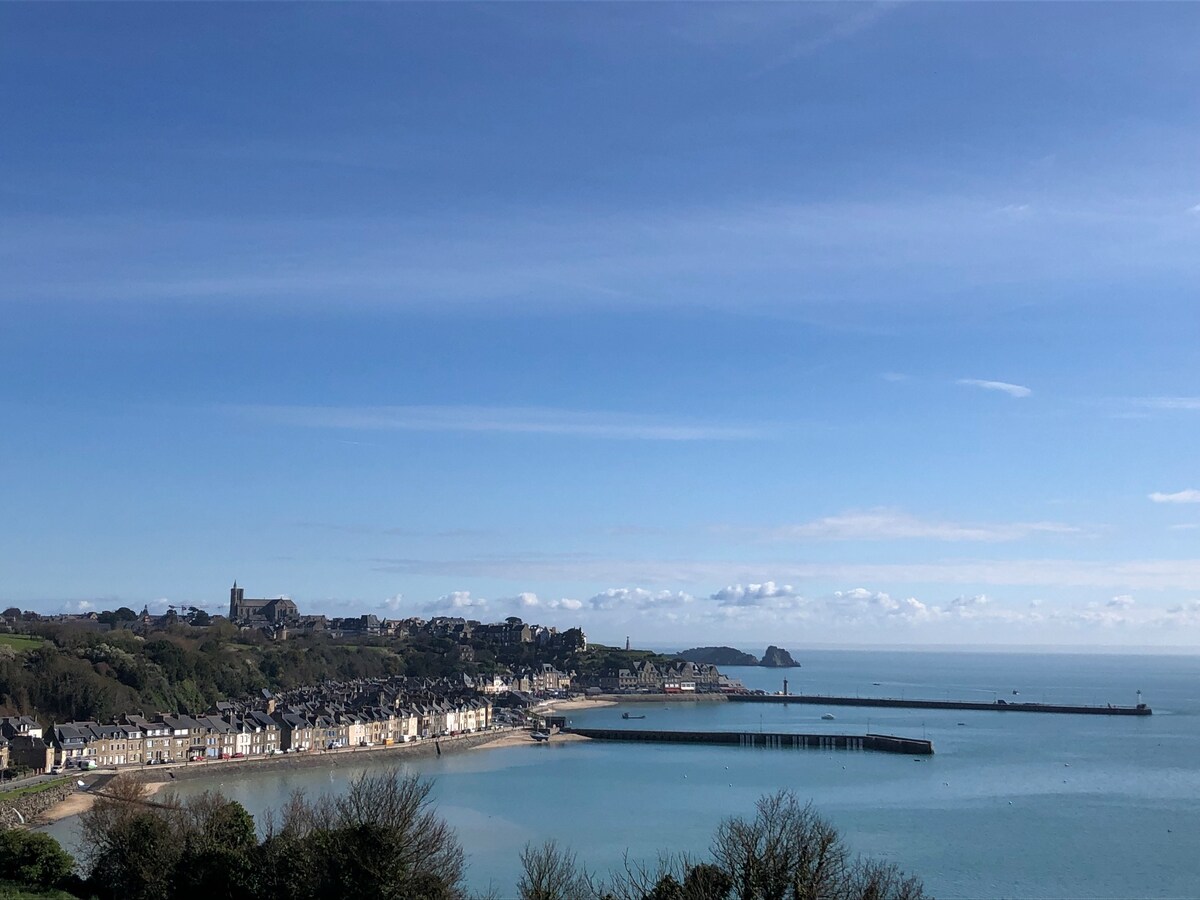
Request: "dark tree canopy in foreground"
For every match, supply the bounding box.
[3,776,925,900]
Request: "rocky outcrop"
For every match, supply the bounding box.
[760,646,799,668]
[678,646,759,666]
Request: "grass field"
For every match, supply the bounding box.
[0,778,69,803]
[0,883,76,899]
[0,634,44,651]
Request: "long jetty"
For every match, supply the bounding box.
[563,727,934,755]
[728,694,1152,716]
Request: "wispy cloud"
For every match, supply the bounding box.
[14,184,1200,318]
[1131,397,1200,411]
[371,553,1200,592]
[1149,489,1200,504]
[229,405,762,442]
[763,509,1080,543]
[957,379,1032,399]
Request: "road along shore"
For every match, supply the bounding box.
[34,729,526,826]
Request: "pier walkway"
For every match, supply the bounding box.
[728,694,1152,716]
[563,727,934,755]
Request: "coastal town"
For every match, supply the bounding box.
[0,584,742,780]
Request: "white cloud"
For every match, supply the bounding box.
[770,509,1079,543]
[957,379,1032,398]
[379,594,405,612]
[828,588,932,622]
[228,404,761,442]
[63,599,94,613]
[497,592,582,612]
[588,588,695,611]
[950,594,991,609]
[711,582,804,608]
[1188,204,1200,215]
[1107,595,1135,609]
[1149,489,1200,504]
[421,591,488,614]
[1164,600,1200,625]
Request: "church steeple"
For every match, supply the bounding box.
[230,581,245,620]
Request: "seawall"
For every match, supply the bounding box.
[134,729,505,784]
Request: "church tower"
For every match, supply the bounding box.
[230,581,244,620]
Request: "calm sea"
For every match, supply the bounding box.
[44,650,1200,898]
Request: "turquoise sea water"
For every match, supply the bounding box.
[45,650,1200,898]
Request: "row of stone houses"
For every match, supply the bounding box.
[473,664,573,695]
[46,696,493,769]
[580,660,725,693]
[0,716,54,773]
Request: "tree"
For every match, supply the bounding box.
[517,840,595,900]
[0,829,74,890]
[710,791,926,900]
[248,770,468,900]
[78,776,180,900]
[1,608,21,619]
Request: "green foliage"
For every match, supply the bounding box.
[77,772,467,900]
[522,791,926,900]
[0,882,78,899]
[0,637,44,653]
[573,645,683,676]
[0,831,74,891]
[0,779,70,803]
[96,609,138,628]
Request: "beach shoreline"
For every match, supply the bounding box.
[35,718,587,827]
[36,693,722,825]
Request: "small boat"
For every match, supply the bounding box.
[872,682,881,686]
[622,712,646,720]
[821,714,836,721]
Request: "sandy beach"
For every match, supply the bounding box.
[37,779,169,826]
[541,697,617,712]
[471,730,591,751]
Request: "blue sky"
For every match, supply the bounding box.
[3,3,1199,647]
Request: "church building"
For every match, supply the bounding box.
[228,582,300,626]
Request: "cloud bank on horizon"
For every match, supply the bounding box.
[3,3,1200,647]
